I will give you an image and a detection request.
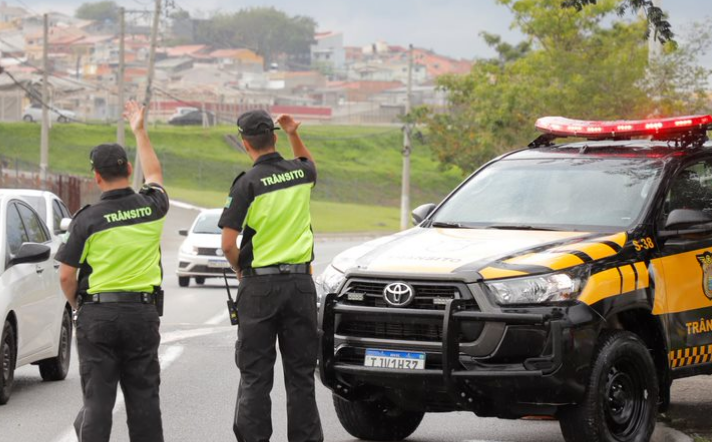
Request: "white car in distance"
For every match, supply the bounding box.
[0,191,72,405]
[177,209,240,287]
[22,104,76,123]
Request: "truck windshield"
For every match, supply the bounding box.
[431,158,663,231]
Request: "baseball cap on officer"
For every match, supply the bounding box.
[90,143,128,171]
[237,110,280,136]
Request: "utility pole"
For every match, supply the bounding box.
[117,7,125,146]
[40,13,49,184]
[132,0,162,190]
[399,44,414,231]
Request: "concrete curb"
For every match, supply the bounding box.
[654,423,694,442]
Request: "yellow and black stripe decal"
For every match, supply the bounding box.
[479,233,628,281]
[578,262,651,305]
[669,345,712,368]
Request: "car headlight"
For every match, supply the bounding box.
[486,272,585,304]
[180,243,198,256]
[315,265,346,304]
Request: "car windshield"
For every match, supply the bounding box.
[19,195,46,221]
[192,212,222,234]
[431,158,663,231]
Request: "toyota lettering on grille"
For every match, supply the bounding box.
[383,282,415,307]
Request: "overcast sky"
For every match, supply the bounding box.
[22,0,712,66]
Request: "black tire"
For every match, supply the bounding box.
[39,309,72,381]
[57,116,68,123]
[178,276,190,287]
[333,393,424,441]
[22,115,33,122]
[0,320,17,405]
[559,330,658,442]
[195,276,205,285]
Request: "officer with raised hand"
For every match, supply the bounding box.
[57,100,168,442]
[219,110,323,442]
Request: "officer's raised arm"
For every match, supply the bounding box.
[277,114,315,168]
[124,100,162,185]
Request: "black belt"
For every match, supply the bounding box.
[81,292,156,304]
[241,264,311,277]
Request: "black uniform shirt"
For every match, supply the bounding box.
[218,152,316,270]
[56,184,169,294]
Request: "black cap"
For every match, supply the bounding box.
[90,143,128,170]
[237,110,279,136]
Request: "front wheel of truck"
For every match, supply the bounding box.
[558,330,658,442]
[333,393,424,441]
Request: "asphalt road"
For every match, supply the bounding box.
[1,205,707,442]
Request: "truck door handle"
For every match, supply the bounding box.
[35,265,45,274]
[54,262,60,270]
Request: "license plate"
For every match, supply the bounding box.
[208,259,230,268]
[364,349,426,370]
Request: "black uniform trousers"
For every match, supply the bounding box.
[74,303,163,442]
[234,273,323,442]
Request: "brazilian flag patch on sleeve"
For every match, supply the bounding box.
[224,196,233,208]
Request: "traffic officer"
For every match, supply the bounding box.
[57,101,168,442]
[219,110,323,442]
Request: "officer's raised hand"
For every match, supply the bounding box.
[123,100,162,185]
[277,114,315,165]
[123,100,147,134]
[277,114,301,135]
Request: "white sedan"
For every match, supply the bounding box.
[0,191,72,405]
[0,189,72,241]
[177,208,240,287]
[22,104,76,123]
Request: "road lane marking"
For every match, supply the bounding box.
[161,326,232,344]
[205,310,228,325]
[52,345,185,442]
[170,200,204,211]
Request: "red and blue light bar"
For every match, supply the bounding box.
[535,115,712,140]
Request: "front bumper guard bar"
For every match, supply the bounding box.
[318,293,564,409]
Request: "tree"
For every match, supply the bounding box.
[422,0,653,172]
[75,1,119,23]
[194,7,316,65]
[642,23,712,116]
[563,0,675,45]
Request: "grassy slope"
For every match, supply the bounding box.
[0,123,463,232]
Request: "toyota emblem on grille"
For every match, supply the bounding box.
[215,248,224,256]
[383,282,415,307]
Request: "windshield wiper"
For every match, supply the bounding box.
[486,224,559,231]
[431,221,466,228]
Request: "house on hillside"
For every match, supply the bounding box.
[0,1,27,24]
[155,57,194,78]
[311,31,345,74]
[0,29,25,57]
[348,60,427,84]
[209,49,264,73]
[162,44,211,59]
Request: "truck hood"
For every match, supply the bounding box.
[337,227,627,280]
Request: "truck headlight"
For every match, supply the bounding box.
[315,265,346,304]
[486,273,584,304]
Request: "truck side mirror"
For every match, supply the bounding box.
[178,229,189,236]
[412,203,436,225]
[665,209,712,230]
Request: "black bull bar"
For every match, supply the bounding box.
[318,293,564,410]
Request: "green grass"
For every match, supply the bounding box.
[0,122,460,232]
[0,123,462,206]
[167,187,400,233]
